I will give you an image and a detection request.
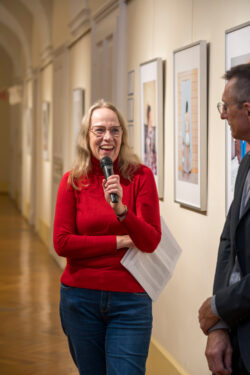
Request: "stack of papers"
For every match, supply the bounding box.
[121,216,182,301]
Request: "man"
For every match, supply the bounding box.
[199,62,250,375]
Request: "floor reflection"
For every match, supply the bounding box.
[0,195,77,375]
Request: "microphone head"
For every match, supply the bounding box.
[100,156,113,170]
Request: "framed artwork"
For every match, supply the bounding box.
[225,22,250,213]
[140,58,163,199]
[42,101,50,161]
[128,123,134,149]
[174,40,207,211]
[73,88,85,158]
[127,97,134,123]
[128,70,134,96]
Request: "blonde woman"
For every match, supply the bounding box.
[53,99,161,375]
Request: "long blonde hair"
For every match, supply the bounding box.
[69,99,141,189]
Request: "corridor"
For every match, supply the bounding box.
[0,195,77,375]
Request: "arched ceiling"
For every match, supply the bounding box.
[0,0,91,84]
[0,0,53,82]
[0,23,22,79]
[0,46,13,87]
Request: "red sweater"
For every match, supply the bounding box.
[53,157,161,292]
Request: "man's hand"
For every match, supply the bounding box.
[205,330,232,375]
[199,297,220,334]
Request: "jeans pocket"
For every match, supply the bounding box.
[61,282,73,291]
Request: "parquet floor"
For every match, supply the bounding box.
[0,195,78,375]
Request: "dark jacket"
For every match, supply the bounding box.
[213,151,250,370]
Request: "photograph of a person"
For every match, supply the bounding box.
[53,99,161,375]
[140,58,163,198]
[143,81,157,175]
[177,69,198,184]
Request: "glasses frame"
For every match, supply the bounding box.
[89,126,123,138]
[217,101,245,115]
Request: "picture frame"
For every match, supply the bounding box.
[73,88,85,158]
[173,40,207,211]
[140,58,163,199]
[42,101,50,161]
[128,70,134,96]
[128,123,134,149]
[127,97,134,123]
[225,22,250,213]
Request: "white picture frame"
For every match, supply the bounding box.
[42,101,50,161]
[128,70,135,96]
[140,58,164,199]
[73,88,85,159]
[173,40,207,211]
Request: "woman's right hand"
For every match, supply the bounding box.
[116,235,134,249]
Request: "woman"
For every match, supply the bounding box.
[53,99,161,375]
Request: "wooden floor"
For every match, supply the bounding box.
[0,195,78,375]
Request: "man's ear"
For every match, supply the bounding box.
[244,102,250,117]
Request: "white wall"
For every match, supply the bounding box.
[3,1,250,374]
[39,65,53,228]
[68,34,91,169]
[127,0,250,374]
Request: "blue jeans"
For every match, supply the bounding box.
[60,284,152,375]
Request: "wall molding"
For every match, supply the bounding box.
[147,338,190,375]
[0,181,8,193]
[92,0,119,23]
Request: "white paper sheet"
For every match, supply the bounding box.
[121,216,182,301]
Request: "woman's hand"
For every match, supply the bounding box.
[102,175,125,215]
[116,235,135,249]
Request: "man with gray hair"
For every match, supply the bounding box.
[199,63,250,375]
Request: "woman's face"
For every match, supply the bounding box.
[88,107,123,162]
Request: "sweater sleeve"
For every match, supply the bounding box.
[121,166,161,252]
[53,173,117,259]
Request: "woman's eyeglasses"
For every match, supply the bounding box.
[89,126,122,138]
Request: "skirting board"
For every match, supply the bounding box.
[146,337,190,375]
[23,201,30,220]
[0,181,8,193]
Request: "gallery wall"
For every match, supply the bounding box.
[0,1,250,375]
[126,0,250,374]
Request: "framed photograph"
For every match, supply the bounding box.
[128,123,134,149]
[127,97,134,123]
[128,70,134,96]
[174,40,207,211]
[225,22,250,213]
[73,88,85,158]
[140,58,163,199]
[42,101,50,161]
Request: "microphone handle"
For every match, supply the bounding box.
[104,165,118,203]
[110,193,118,203]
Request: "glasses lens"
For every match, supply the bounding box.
[90,126,122,137]
[110,127,122,137]
[217,102,223,114]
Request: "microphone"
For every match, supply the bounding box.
[100,156,119,203]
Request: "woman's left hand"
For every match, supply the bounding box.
[102,175,125,214]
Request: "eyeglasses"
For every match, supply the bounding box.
[89,126,122,138]
[217,101,244,115]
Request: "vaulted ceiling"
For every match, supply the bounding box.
[0,0,91,88]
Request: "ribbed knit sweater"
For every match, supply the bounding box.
[53,157,161,292]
